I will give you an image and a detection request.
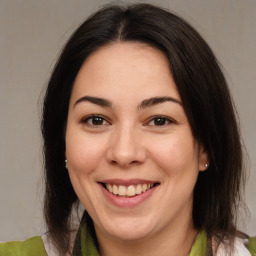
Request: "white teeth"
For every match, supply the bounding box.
[106,184,112,193]
[118,185,126,196]
[142,184,147,192]
[105,183,154,197]
[136,184,142,194]
[127,185,136,196]
[112,185,118,195]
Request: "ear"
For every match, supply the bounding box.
[198,144,209,172]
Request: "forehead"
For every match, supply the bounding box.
[71,42,181,104]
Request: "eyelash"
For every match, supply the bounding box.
[81,115,111,126]
[145,115,175,127]
[81,115,175,127]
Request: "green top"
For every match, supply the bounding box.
[0,236,47,256]
[1,229,255,256]
[248,237,256,256]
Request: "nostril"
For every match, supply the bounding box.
[109,159,140,167]
[130,160,140,165]
[110,160,117,165]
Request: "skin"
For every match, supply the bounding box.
[65,42,209,256]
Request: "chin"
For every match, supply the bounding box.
[99,216,156,241]
[109,227,151,241]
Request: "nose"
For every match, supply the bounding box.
[106,125,147,168]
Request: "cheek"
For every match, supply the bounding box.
[147,133,199,176]
[65,131,107,175]
[65,132,108,208]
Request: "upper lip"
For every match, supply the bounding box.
[99,179,159,186]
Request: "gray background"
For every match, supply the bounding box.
[0,0,255,241]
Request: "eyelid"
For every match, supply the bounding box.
[80,114,176,127]
[144,115,176,126]
[81,114,111,126]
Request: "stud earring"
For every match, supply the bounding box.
[65,159,68,169]
[204,163,209,168]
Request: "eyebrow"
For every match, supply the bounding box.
[73,96,182,109]
[137,96,182,109]
[73,96,112,108]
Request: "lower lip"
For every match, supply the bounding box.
[100,184,158,208]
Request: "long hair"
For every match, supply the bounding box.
[41,4,245,255]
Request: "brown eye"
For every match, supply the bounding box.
[147,116,173,126]
[83,115,109,126]
[153,117,167,126]
[91,116,104,125]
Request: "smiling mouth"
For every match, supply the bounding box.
[101,183,159,197]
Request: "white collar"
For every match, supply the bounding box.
[216,237,250,256]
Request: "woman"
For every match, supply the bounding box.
[0,3,255,256]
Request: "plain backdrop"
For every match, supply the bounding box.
[0,0,255,241]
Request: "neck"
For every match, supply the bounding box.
[95,214,198,256]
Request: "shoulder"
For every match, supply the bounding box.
[216,236,256,256]
[0,236,47,256]
[193,231,256,256]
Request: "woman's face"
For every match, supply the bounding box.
[65,42,208,241]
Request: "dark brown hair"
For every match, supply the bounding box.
[41,3,246,255]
